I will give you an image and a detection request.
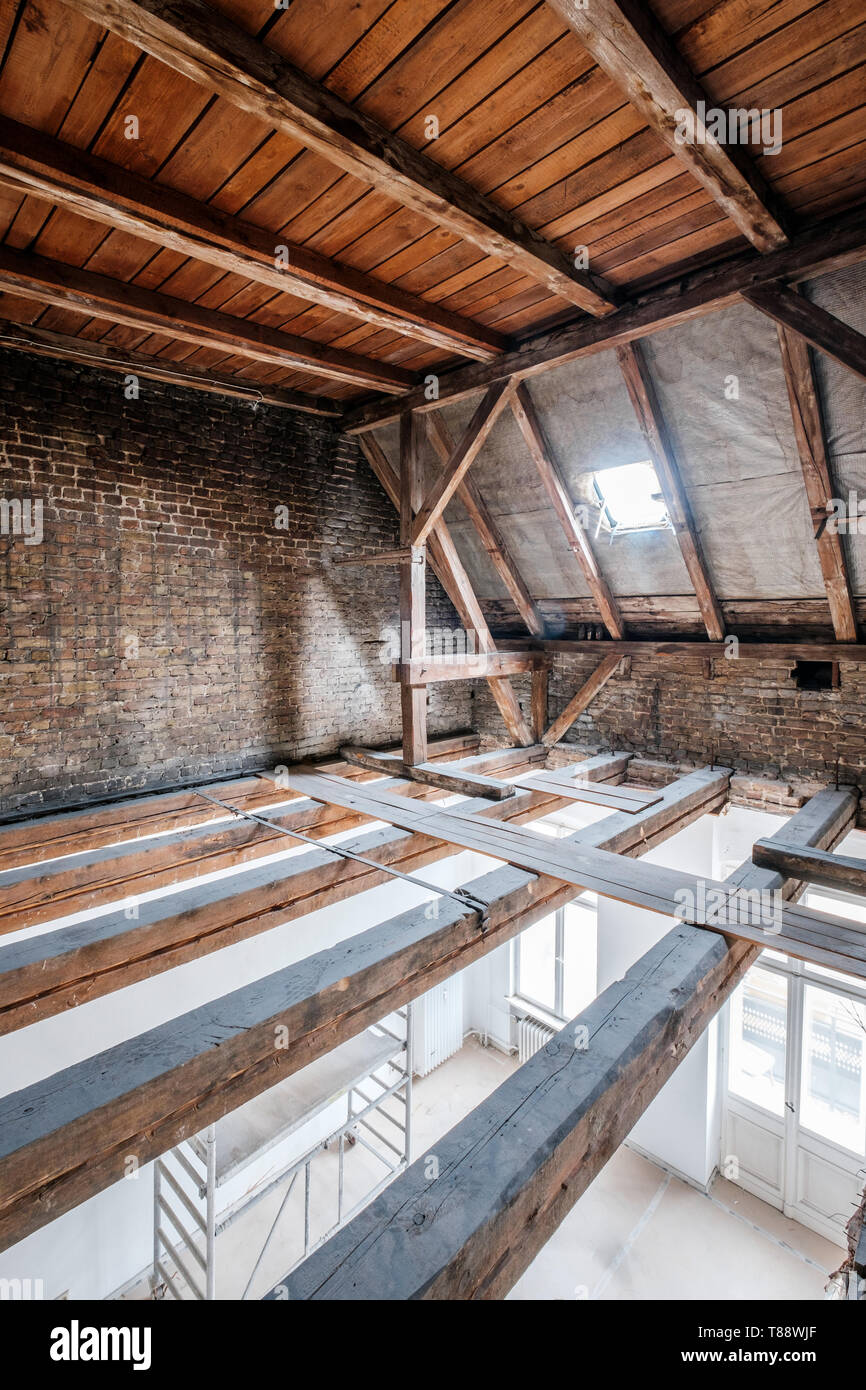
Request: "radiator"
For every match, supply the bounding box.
[411,976,464,1077]
[517,1015,556,1064]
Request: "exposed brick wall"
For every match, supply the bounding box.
[475,650,866,795]
[0,350,471,815]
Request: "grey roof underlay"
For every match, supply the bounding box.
[370,265,866,613]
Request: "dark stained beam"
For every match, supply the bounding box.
[61,0,617,317]
[0,115,504,362]
[617,342,724,641]
[343,205,866,432]
[744,283,866,386]
[0,766,734,1252]
[0,244,413,393]
[775,324,857,642]
[276,788,855,1299]
[510,383,625,639]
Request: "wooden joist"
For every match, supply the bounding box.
[617,342,724,641]
[423,414,544,639]
[542,654,623,746]
[0,764,732,1252]
[0,733,481,872]
[61,0,617,318]
[744,284,866,386]
[282,769,866,976]
[775,322,857,642]
[0,746,541,935]
[509,384,625,640]
[276,788,855,1300]
[0,114,504,362]
[0,244,413,394]
[752,840,866,895]
[339,747,515,801]
[546,0,787,253]
[0,780,562,1037]
[342,204,866,432]
[514,766,663,814]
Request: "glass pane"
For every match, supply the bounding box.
[562,900,597,1018]
[517,914,557,1013]
[728,966,787,1115]
[800,984,866,1154]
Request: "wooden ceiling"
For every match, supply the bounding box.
[0,0,863,411]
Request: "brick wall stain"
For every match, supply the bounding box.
[0,351,471,814]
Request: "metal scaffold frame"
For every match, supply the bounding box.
[151,1008,413,1300]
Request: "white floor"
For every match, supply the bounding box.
[124,1039,843,1300]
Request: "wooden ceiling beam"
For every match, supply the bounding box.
[60,0,617,318]
[0,244,413,393]
[617,342,724,641]
[423,414,545,639]
[775,323,858,642]
[542,653,623,746]
[0,115,505,362]
[342,204,866,431]
[546,0,788,252]
[0,320,340,414]
[744,283,866,386]
[410,382,513,547]
[510,383,626,639]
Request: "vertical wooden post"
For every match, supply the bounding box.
[400,410,427,765]
[531,663,549,743]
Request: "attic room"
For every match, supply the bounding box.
[0,0,865,1345]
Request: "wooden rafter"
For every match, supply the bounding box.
[0,244,412,393]
[399,412,428,766]
[423,414,545,639]
[61,0,617,318]
[545,0,788,253]
[343,204,866,432]
[617,342,724,641]
[358,435,534,747]
[542,653,622,746]
[775,324,857,642]
[0,115,504,363]
[281,786,855,1300]
[0,320,341,415]
[411,382,513,547]
[510,383,625,639]
[744,283,866,386]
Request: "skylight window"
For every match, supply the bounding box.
[593,461,668,535]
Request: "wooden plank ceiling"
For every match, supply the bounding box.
[0,0,863,407]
